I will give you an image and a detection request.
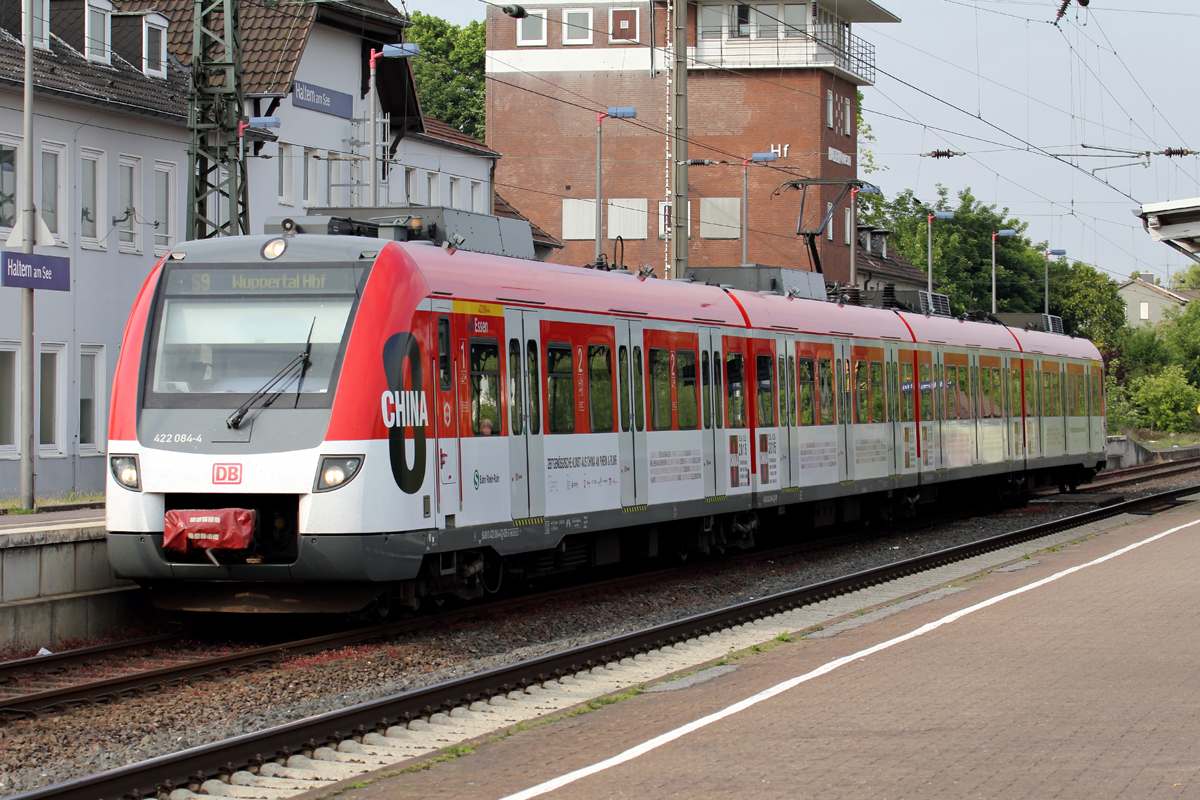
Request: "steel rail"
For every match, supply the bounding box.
[15,483,1199,800]
[0,632,187,685]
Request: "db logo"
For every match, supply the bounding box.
[213,463,242,484]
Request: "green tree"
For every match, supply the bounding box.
[1116,324,1172,381]
[405,11,486,140]
[1047,260,1125,350]
[1130,364,1200,433]
[856,90,886,223]
[1157,301,1200,386]
[1172,263,1200,290]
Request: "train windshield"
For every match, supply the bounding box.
[146,263,365,407]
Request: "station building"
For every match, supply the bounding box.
[485,0,900,280]
[0,0,536,498]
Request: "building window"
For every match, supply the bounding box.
[326,152,341,207]
[23,0,50,49]
[86,0,113,64]
[449,176,463,209]
[844,206,851,245]
[0,139,18,230]
[302,147,319,207]
[39,344,64,455]
[610,8,638,42]
[277,143,293,205]
[827,90,834,129]
[699,198,739,239]
[117,155,141,252]
[731,4,751,37]
[427,171,440,205]
[404,168,416,204]
[516,8,547,46]
[40,142,67,243]
[0,344,16,456]
[80,149,103,246]
[562,8,593,45]
[79,346,105,453]
[607,198,647,239]
[471,181,483,213]
[1139,301,1150,320]
[844,96,853,136]
[826,202,834,240]
[153,161,174,255]
[783,3,806,37]
[657,200,691,239]
[699,4,722,39]
[144,15,167,77]
[754,4,779,38]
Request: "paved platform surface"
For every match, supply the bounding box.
[329,500,1200,800]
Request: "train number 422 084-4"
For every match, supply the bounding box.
[153,433,203,443]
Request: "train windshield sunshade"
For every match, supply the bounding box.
[144,263,365,409]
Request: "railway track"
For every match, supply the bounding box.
[14,482,1198,800]
[1081,456,1200,492]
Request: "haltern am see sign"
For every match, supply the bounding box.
[1,251,71,291]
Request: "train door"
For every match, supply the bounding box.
[701,327,727,498]
[884,344,900,477]
[1002,355,1014,464]
[932,346,946,471]
[969,351,982,466]
[776,333,795,490]
[785,336,800,488]
[502,308,545,520]
[432,301,461,519]
[619,321,647,507]
[834,338,853,483]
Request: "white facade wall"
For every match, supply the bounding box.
[0,93,188,498]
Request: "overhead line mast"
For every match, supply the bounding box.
[187,0,250,239]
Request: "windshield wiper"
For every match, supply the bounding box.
[226,319,316,430]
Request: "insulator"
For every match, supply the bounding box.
[923,150,963,159]
[1161,148,1192,158]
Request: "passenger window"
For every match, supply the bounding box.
[726,353,746,428]
[901,363,914,423]
[1075,373,1085,417]
[853,360,869,424]
[756,354,775,427]
[588,344,613,433]
[980,366,993,419]
[818,358,834,425]
[1023,368,1034,416]
[886,361,896,422]
[618,346,631,433]
[869,361,885,423]
[944,366,958,421]
[547,344,574,433]
[470,339,500,436]
[713,350,724,428]
[633,346,645,431]
[526,340,540,434]
[677,349,698,430]
[508,339,523,436]
[1093,373,1102,416]
[1010,368,1021,418]
[835,358,845,424]
[787,355,797,426]
[1052,371,1062,416]
[701,350,712,430]
[649,347,672,430]
[798,358,815,426]
[438,316,451,390]
[778,355,787,426]
[920,363,932,422]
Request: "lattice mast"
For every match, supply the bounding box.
[187,0,249,239]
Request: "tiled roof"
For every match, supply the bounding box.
[412,114,498,156]
[494,191,563,250]
[854,244,929,287]
[0,26,188,122]
[115,0,407,97]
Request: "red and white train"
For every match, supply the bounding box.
[106,229,1106,613]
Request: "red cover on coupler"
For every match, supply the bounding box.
[163,508,256,553]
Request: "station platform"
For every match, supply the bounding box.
[326,499,1200,800]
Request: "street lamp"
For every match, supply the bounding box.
[991,229,1016,314]
[1044,248,1067,315]
[369,43,421,206]
[595,107,637,266]
[741,152,776,265]
[927,211,954,294]
[849,184,881,288]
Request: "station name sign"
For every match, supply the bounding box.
[292,80,353,119]
[1,251,70,292]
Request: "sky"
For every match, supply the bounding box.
[392,0,1200,286]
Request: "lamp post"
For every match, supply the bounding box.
[1044,248,1067,315]
[927,211,954,294]
[595,107,637,266]
[741,152,776,265]
[369,43,420,207]
[849,184,881,289]
[991,229,1016,314]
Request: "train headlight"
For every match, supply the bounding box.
[110,455,141,492]
[261,237,288,260]
[315,456,363,492]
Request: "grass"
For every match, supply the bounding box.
[1125,429,1200,448]
[0,490,105,512]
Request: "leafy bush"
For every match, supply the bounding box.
[1130,365,1200,433]
[1104,373,1141,434]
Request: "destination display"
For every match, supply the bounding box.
[166,266,360,296]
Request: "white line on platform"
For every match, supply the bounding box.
[500,514,1200,800]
